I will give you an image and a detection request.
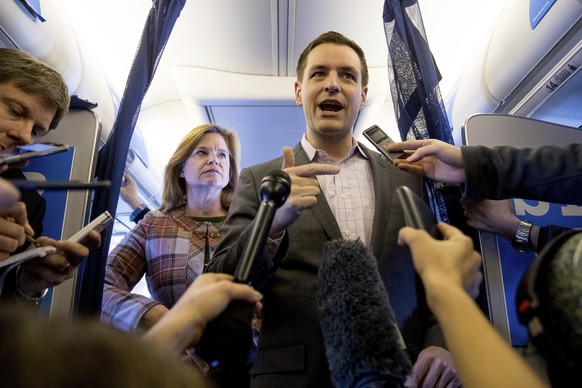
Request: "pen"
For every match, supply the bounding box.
[25,235,40,247]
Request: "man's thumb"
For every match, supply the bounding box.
[281,146,295,170]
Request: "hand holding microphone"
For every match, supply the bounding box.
[196,170,291,370]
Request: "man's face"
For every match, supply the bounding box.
[0,82,56,150]
[294,43,367,142]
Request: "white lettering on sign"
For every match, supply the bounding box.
[512,199,582,217]
[562,204,582,216]
[513,199,549,216]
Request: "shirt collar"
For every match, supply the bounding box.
[300,133,369,162]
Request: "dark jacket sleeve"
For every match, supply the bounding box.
[462,144,582,205]
[537,225,573,253]
[130,206,150,223]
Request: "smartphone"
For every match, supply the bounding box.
[396,185,442,239]
[0,142,70,165]
[362,125,411,162]
[67,211,113,243]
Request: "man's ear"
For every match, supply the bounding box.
[294,81,303,105]
[359,86,368,109]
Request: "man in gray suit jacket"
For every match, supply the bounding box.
[208,31,458,387]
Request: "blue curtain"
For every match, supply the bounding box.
[76,0,186,315]
[383,0,454,222]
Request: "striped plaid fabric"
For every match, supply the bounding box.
[383,0,455,222]
[101,207,225,332]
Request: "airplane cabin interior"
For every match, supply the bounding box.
[1,0,581,378]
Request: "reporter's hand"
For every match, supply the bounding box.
[405,346,460,388]
[269,146,340,238]
[0,178,35,261]
[388,139,466,183]
[0,201,34,262]
[145,273,262,358]
[398,223,482,299]
[120,173,142,210]
[461,198,520,241]
[17,230,101,295]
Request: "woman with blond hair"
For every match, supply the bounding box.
[101,124,240,334]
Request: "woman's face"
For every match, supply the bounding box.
[181,132,231,191]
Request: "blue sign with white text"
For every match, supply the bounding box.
[23,148,75,239]
[22,148,75,314]
[504,198,582,346]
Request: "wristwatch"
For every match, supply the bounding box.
[511,220,533,253]
[15,265,48,305]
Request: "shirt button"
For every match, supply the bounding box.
[340,193,348,199]
[345,230,351,236]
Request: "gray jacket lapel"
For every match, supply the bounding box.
[361,144,393,255]
[292,143,342,240]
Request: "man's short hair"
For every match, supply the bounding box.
[296,31,369,87]
[0,48,70,130]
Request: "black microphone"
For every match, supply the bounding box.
[318,239,412,388]
[234,169,291,284]
[196,170,291,370]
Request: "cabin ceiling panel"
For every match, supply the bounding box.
[162,0,279,75]
[289,0,387,71]
[144,0,388,109]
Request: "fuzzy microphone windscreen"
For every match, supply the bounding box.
[317,238,412,388]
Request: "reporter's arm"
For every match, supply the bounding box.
[426,281,547,388]
[461,198,550,252]
[144,273,262,358]
[136,304,169,333]
[399,224,547,387]
[120,173,142,210]
[389,139,466,183]
[461,144,582,205]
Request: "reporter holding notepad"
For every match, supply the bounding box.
[0,48,103,306]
